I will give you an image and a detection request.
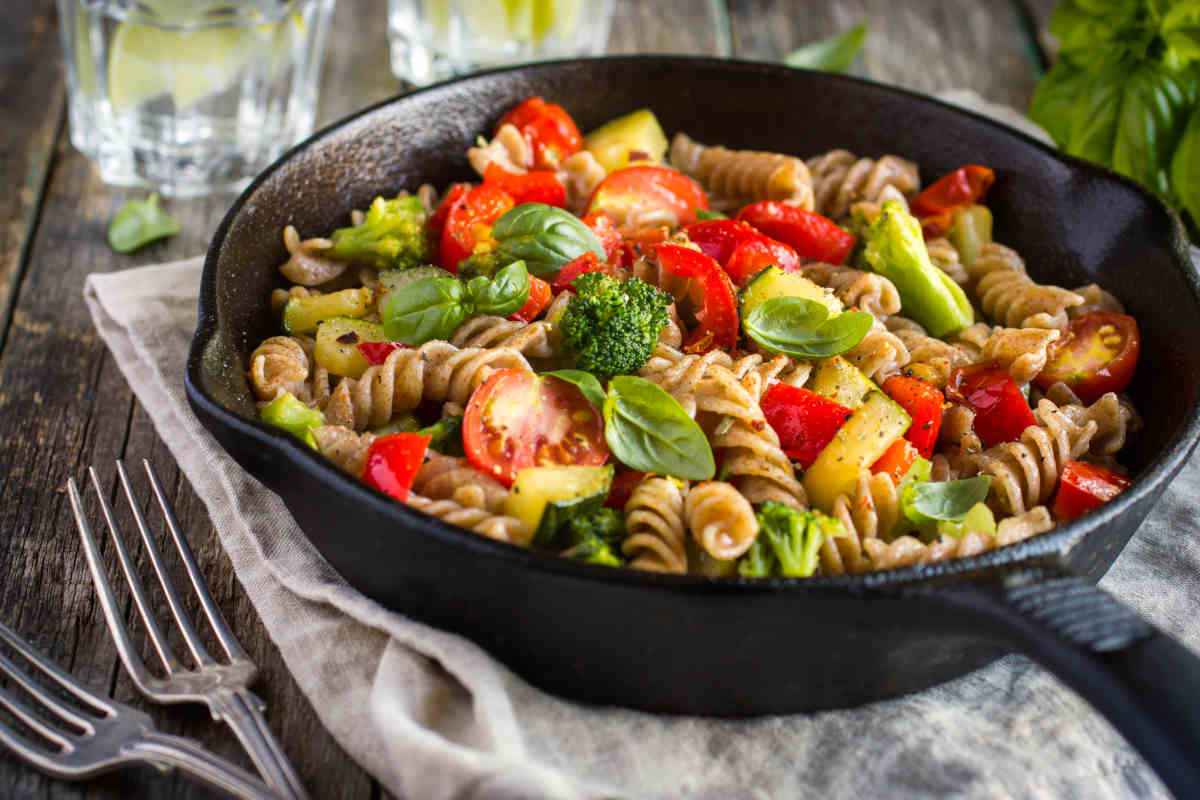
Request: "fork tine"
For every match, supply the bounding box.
[0,620,110,717]
[0,684,72,751]
[142,460,247,663]
[0,715,60,774]
[0,650,94,733]
[81,470,183,678]
[116,461,215,668]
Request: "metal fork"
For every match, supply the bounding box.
[68,460,307,800]
[0,618,274,798]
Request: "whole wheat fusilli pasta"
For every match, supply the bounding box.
[821,471,900,576]
[467,123,532,175]
[670,132,813,210]
[803,262,902,319]
[248,336,310,402]
[806,149,920,220]
[412,453,510,512]
[407,494,532,545]
[559,150,606,214]
[450,316,557,359]
[926,236,969,287]
[968,243,1084,330]
[980,327,1061,384]
[312,425,375,476]
[845,318,910,381]
[685,480,759,560]
[623,476,689,573]
[279,225,348,287]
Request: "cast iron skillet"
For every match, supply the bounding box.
[187,58,1200,794]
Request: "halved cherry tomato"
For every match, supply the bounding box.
[482,162,566,207]
[497,96,583,170]
[582,212,624,263]
[605,469,647,510]
[588,166,709,233]
[882,375,945,458]
[510,276,551,322]
[684,219,801,285]
[871,438,919,484]
[736,202,856,264]
[1034,312,1140,404]
[463,369,609,486]
[912,165,995,217]
[552,251,614,293]
[427,183,470,241]
[362,433,430,502]
[356,341,406,366]
[1052,460,1131,521]
[947,365,1036,447]
[760,383,854,468]
[440,184,515,272]
[655,243,739,352]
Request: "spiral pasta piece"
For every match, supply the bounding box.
[559,150,606,214]
[980,327,1061,384]
[971,399,1097,515]
[248,336,310,402]
[623,477,689,574]
[1042,383,1140,456]
[312,425,375,477]
[407,493,532,546]
[802,262,901,319]
[412,453,509,512]
[641,344,809,406]
[670,132,814,210]
[861,507,1054,571]
[450,316,557,359]
[685,481,759,560]
[821,471,900,576]
[968,243,1084,330]
[279,225,348,287]
[884,317,974,387]
[323,342,531,431]
[1070,283,1125,317]
[926,236,969,286]
[845,318,910,382]
[806,149,920,220]
[467,123,532,175]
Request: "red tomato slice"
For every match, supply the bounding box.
[871,438,919,484]
[684,219,801,286]
[760,383,854,468]
[440,184,515,272]
[551,251,614,293]
[463,369,609,486]
[882,375,945,458]
[736,201,855,264]
[497,96,583,170]
[1034,312,1140,404]
[605,469,647,510]
[655,243,739,352]
[912,165,995,217]
[483,162,567,207]
[509,276,552,322]
[582,212,624,263]
[947,365,1036,447]
[363,433,430,502]
[428,183,470,241]
[356,341,407,366]
[684,219,759,264]
[1052,460,1131,521]
[588,166,709,233]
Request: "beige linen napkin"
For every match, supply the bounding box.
[81,94,1192,799]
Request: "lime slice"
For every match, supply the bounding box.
[532,0,582,43]
[462,0,519,45]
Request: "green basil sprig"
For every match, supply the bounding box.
[493,203,605,276]
[902,476,992,525]
[545,369,606,409]
[784,22,867,73]
[108,194,180,253]
[603,376,714,481]
[743,297,873,359]
[382,260,530,344]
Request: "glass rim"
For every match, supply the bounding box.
[81,0,320,32]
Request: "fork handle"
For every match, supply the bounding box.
[127,730,278,800]
[211,688,309,800]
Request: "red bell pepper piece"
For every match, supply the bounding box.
[947,365,1036,448]
[510,276,552,322]
[736,201,856,264]
[482,162,567,207]
[684,219,801,285]
[871,438,920,484]
[911,165,995,217]
[362,433,431,502]
[655,243,740,352]
[552,252,613,293]
[605,469,647,510]
[427,183,470,241]
[356,341,407,366]
[882,375,945,458]
[760,383,854,468]
[1052,460,1131,521]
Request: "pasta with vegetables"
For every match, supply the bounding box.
[249,96,1143,577]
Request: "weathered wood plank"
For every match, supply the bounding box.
[607,0,732,56]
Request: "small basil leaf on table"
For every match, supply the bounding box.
[784,22,867,73]
[1172,104,1200,227]
[602,376,714,481]
[493,202,606,276]
[382,276,467,344]
[743,297,873,359]
[465,260,530,317]
[902,476,992,524]
[545,369,607,410]
[108,194,180,253]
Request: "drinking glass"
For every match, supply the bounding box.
[58,0,336,196]
[387,0,616,86]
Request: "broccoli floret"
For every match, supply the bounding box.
[457,249,509,279]
[559,273,670,378]
[737,502,843,578]
[560,506,625,567]
[329,194,431,269]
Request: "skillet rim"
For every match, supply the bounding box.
[186,54,1200,595]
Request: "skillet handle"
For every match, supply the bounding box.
[933,568,1200,798]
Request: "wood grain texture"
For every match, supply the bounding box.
[0,0,1044,797]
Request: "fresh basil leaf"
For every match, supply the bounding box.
[743,297,873,359]
[1171,104,1200,226]
[603,376,714,481]
[902,476,992,525]
[1163,2,1200,69]
[493,203,606,276]
[107,194,180,253]
[465,260,530,317]
[1029,59,1093,148]
[545,369,606,410]
[784,22,867,73]
[695,209,728,220]
[381,276,467,344]
[1049,0,1144,64]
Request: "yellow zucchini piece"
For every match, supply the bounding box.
[504,465,613,536]
[314,318,389,378]
[803,391,911,512]
[740,266,843,320]
[808,356,878,409]
[584,109,669,173]
[283,287,373,335]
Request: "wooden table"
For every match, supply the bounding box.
[0,1,1054,797]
